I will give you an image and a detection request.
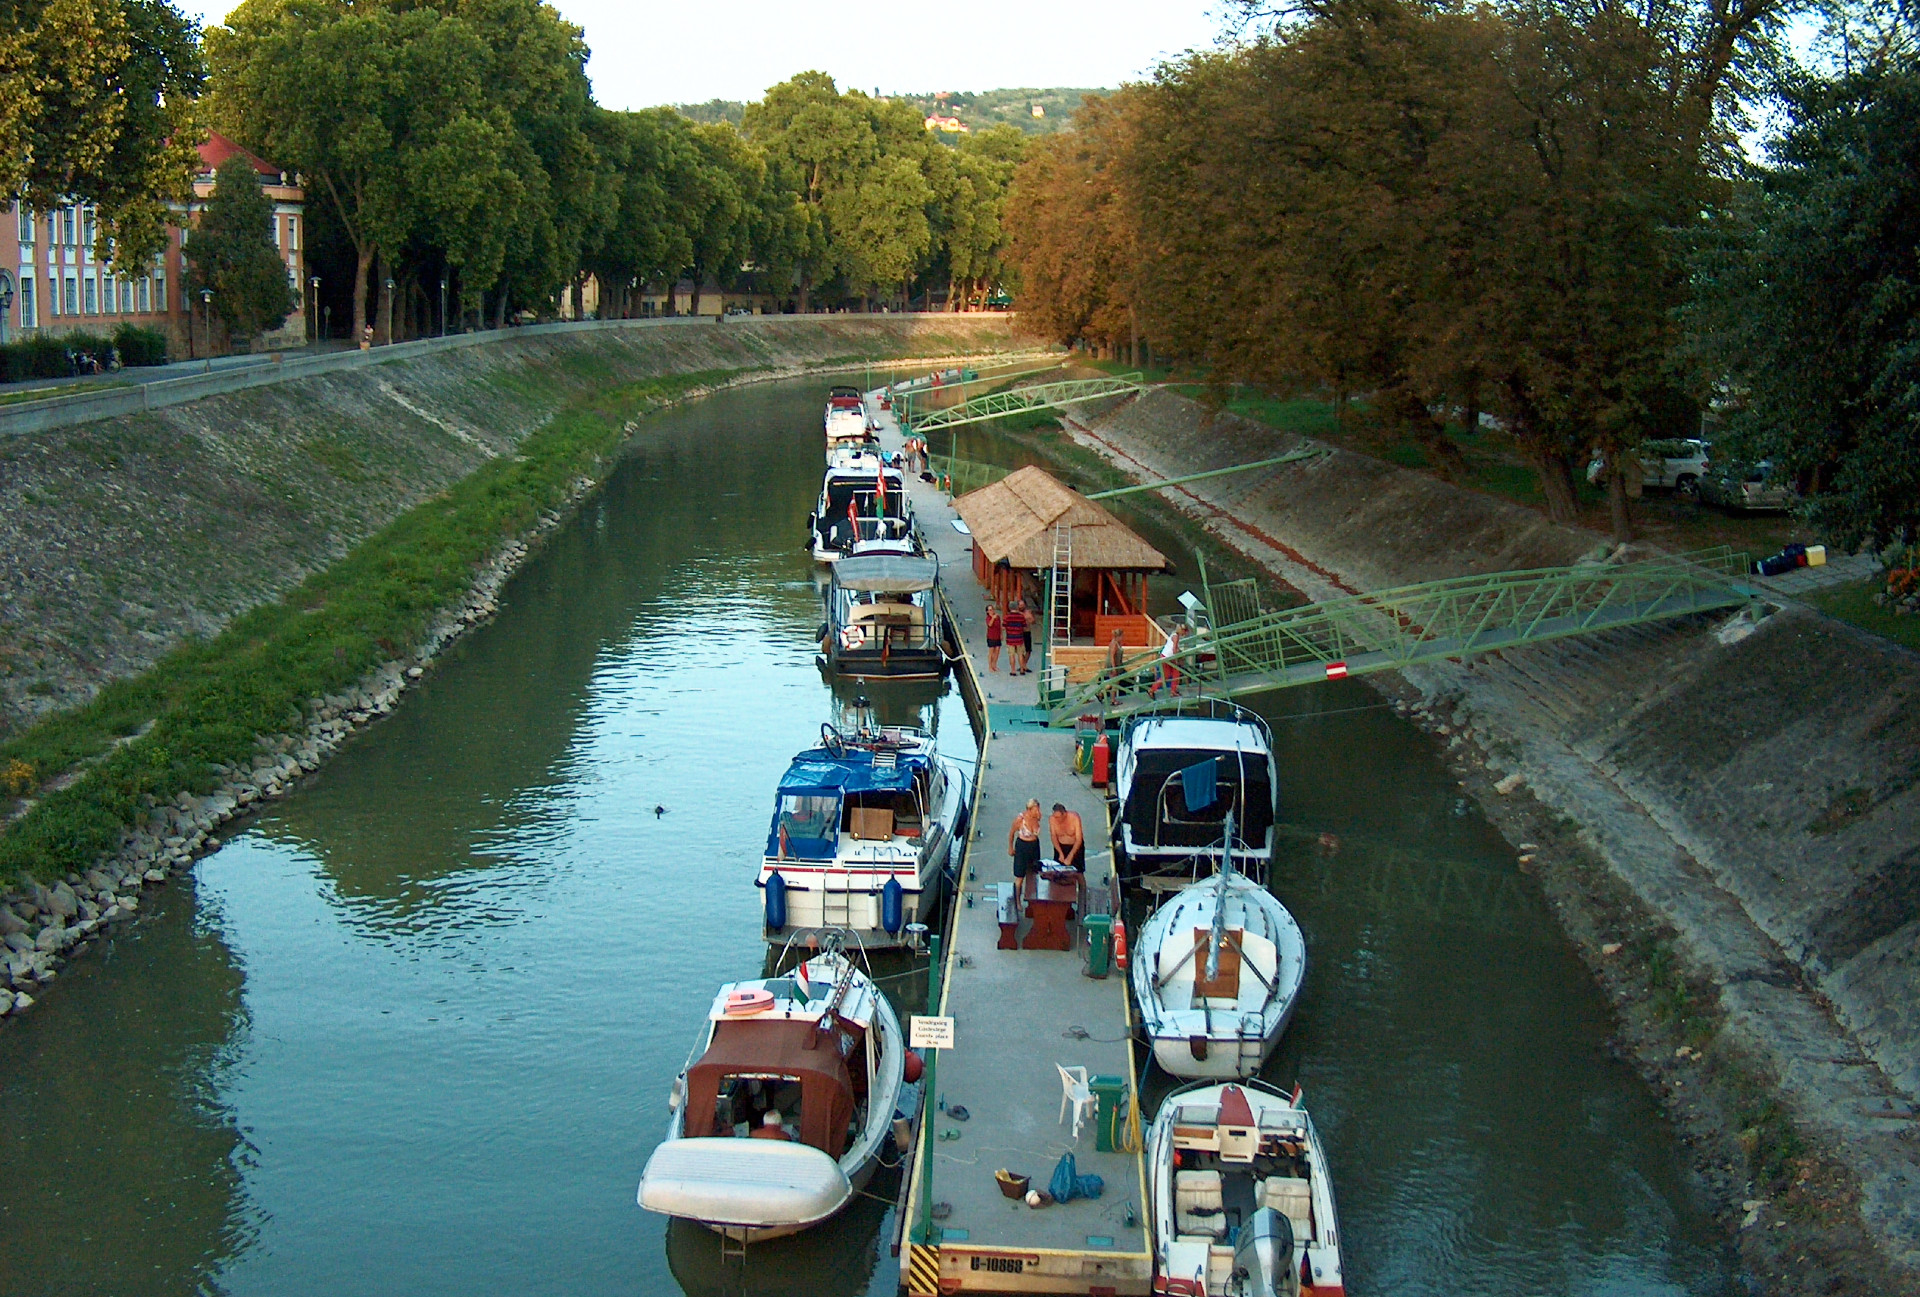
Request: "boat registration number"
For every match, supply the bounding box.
[969,1256,1026,1274]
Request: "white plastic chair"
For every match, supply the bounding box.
[1057,1064,1096,1140]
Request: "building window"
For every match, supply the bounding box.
[19,275,33,327]
[46,212,56,247]
[82,208,96,252]
[102,277,113,313]
[17,205,32,246]
[83,276,96,313]
[61,207,75,246]
[288,215,299,250]
[154,272,165,313]
[271,215,281,247]
[63,275,76,314]
[139,277,151,312]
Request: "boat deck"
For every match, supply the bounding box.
[875,389,1153,1295]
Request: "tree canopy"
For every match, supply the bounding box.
[187,153,298,346]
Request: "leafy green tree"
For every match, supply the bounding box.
[1,0,205,265]
[188,153,299,347]
[1688,57,1920,549]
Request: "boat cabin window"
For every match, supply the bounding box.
[711,1072,806,1141]
[778,794,839,846]
[1126,749,1275,847]
[843,790,924,839]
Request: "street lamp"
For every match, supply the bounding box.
[200,288,214,354]
[0,271,14,346]
[383,276,395,345]
[438,277,448,337]
[309,275,320,345]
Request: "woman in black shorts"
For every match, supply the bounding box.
[1009,798,1042,892]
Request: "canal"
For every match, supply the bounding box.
[0,377,1729,1296]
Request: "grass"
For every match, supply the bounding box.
[1808,575,1920,653]
[0,366,742,887]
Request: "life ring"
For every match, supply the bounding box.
[724,988,775,1015]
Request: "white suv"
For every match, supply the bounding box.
[1586,438,1712,498]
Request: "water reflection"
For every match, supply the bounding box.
[0,880,248,1297]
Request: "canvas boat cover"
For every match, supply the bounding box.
[778,750,920,799]
[683,1016,859,1154]
[639,1137,851,1227]
[835,553,939,593]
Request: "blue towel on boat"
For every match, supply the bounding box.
[1180,758,1218,813]
[1050,1152,1104,1203]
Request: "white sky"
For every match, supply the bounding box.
[175,0,1234,109]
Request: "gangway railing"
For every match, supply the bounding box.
[1048,548,1757,724]
[927,453,1009,497]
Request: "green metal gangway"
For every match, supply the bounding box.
[1047,547,1758,725]
[898,374,1147,432]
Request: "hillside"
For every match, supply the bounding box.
[672,86,1108,135]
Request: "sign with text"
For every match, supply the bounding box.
[909,1015,955,1050]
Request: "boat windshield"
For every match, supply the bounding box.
[775,794,839,858]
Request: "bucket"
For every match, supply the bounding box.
[995,1170,1031,1199]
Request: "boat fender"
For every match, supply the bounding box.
[816,622,829,643]
[881,876,904,935]
[765,870,788,931]
[904,1048,925,1083]
[1113,917,1129,971]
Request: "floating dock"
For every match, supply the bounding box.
[874,388,1153,1295]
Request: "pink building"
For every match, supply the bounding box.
[1,132,307,356]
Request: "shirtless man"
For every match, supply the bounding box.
[1049,802,1085,872]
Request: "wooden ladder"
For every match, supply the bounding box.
[1049,523,1073,653]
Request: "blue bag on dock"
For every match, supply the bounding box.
[1049,1152,1105,1203]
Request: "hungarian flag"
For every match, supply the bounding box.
[847,497,858,536]
[876,467,888,516]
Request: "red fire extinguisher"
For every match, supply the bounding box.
[1091,732,1111,789]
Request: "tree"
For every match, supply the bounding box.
[188,153,299,347]
[1687,56,1920,549]
[1,0,205,265]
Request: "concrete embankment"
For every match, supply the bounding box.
[1068,388,1920,1288]
[0,316,1019,738]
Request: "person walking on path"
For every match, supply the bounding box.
[1003,600,1031,675]
[1048,802,1085,872]
[985,602,1003,673]
[1149,624,1183,698]
[1009,798,1043,896]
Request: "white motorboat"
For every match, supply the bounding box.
[1133,824,1305,1079]
[638,945,910,1242]
[819,552,949,681]
[824,386,875,450]
[758,721,970,948]
[1147,1080,1344,1297]
[808,446,915,563]
[1115,702,1278,883]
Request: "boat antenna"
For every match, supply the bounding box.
[1205,811,1234,985]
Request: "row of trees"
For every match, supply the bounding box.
[1006,0,1918,546]
[201,1,1025,341]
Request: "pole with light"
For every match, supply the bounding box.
[0,271,14,346]
[200,287,213,353]
[383,276,395,345]
[309,275,320,344]
[439,277,448,337]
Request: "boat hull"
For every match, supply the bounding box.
[1145,994,1297,1080]
[640,1138,852,1239]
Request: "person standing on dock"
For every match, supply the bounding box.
[985,601,1004,673]
[1010,798,1042,894]
[1004,600,1031,674]
[1150,624,1183,698]
[1049,803,1085,872]
[1103,629,1127,701]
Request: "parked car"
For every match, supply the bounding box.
[1585,438,1712,497]
[1698,458,1797,512]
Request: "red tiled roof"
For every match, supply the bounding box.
[198,131,281,178]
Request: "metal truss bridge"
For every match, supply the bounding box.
[1048,547,1757,725]
[897,374,1147,433]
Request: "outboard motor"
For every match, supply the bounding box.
[1231,1207,1297,1297]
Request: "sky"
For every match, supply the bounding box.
[174,0,1234,109]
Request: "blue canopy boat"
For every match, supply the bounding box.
[757,722,970,949]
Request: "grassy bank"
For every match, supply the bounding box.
[0,367,740,887]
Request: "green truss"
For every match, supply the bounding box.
[1047,547,1758,725]
[897,375,1146,432]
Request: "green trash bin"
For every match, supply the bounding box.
[1083,912,1113,978]
[1075,729,1098,774]
[1089,1074,1128,1152]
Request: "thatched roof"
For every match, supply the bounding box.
[954,466,1170,572]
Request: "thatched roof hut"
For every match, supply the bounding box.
[953,466,1170,647]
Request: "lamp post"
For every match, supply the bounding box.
[200,287,214,355]
[383,276,395,345]
[0,271,14,346]
[438,277,448,337]
[309,275,320,344]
